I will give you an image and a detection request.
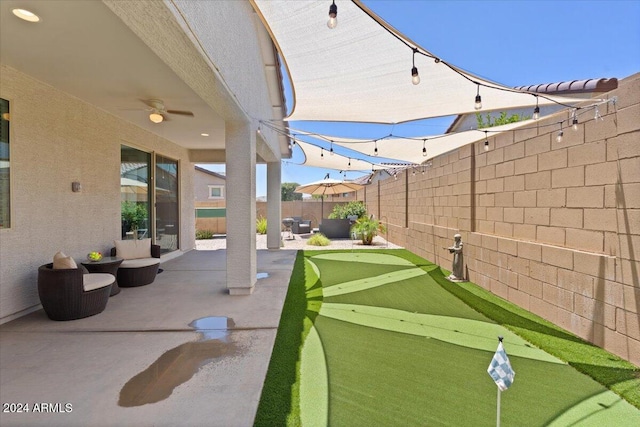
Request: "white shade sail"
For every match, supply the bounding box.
[294,139,391,171]
[327,118,542,164]
[251,0,584,124]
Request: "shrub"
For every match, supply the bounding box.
[196,229,214,240]
[328,201,367,219]
[256,216,268,234]
[307,233,330,246]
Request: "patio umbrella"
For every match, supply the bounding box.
[294,178,363,218]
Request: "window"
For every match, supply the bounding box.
[208,185,224,199]
[0,98,10,229]
[120,145,151,240]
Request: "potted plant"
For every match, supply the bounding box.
[351,217,387,245]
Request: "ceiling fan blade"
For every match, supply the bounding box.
[166,109,194,117]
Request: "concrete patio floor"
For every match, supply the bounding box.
[0,248,298,427]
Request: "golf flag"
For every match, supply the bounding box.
[487,341,515,391]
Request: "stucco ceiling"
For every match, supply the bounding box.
[0,0,227,150]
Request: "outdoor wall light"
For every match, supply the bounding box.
[12,8,40,22]
[149,112,163,123]
[327,1,338,29]
[474,85,482,110]
[71,182,81,193]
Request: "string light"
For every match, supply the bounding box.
[411,48,420,85]
[422,139,427,157]
[483,131,489,152]
[321,148,324,159]
[533,96,540,120]
[556,122,564,143]
[594,105,602,121]
[348,158,351,168]
[327,1,337,29]
[330,141,334,155]
[474,84,482,110]
[572,110,578,131]
[374,140,379,156]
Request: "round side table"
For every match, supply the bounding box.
[81,256,124,296]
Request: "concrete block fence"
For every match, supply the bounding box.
[356,73,640,365]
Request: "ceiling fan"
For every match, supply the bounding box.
[141,99,194,123]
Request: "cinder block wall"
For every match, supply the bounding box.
[359,73,640,365]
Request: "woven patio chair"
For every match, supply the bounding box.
[110,239,161,287]
[37,263,113,321]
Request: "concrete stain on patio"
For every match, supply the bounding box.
[119,317,237,407]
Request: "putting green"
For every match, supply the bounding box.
[320,302,563,363]
[255,250,640,426]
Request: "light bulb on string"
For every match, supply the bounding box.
[474,84,482,110]
[330,141,334,155]
[411,48,420,85]
[327,1,337,29]
[483,131,489,152]
[321,148,324,159]
[533,96,540,120]
[556,123,564,143]
[572,111,578,131]
[421,167,425,175]
[422,139,427,157]
[348,158,351,169]
[374,140,379,156]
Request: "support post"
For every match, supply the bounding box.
[266,161,282,250]
[225,122,256,295]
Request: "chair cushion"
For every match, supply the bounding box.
[53,251,78,269]
[114,238,152,260]
[120,258,161,269]
[83,273,114,291]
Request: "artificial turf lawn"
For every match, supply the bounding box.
[254,249,640,426]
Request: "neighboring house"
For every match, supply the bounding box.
[194,166,226,203]
[0,0,290,322]
[194,166,227,234]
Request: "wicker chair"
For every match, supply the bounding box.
[110,244,161,287]
[37,264,113,321]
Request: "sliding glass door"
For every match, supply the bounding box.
[155,155,179,253]
[120,146,151,240]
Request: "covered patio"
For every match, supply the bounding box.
[0,248,297,426]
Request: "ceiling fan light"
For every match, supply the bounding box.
[149,112,163,123]
[13,8,40,22]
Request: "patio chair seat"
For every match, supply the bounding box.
[38,264,113,321]
[110,240,161,287]
[291,216,311,234]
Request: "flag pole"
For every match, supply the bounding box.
[496,388,501,427]
[496,336,503,427]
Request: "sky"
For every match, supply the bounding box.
[199,0,640,197]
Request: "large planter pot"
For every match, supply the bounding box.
[319,218,351,238]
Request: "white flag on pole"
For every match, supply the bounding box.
[487,341,515,391]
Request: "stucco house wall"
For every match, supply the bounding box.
[359,73,640,365]
[0,65,196,323]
